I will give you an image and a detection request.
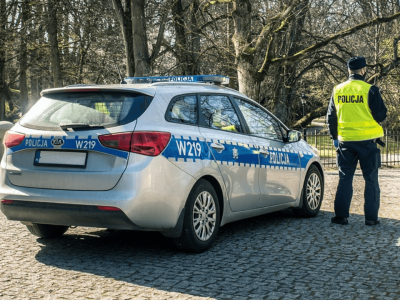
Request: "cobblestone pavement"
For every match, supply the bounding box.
[1,168,400,300]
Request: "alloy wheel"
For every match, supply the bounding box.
[306,173,321,210]
[192,191,217,241]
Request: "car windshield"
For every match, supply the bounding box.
[20,91,153,131]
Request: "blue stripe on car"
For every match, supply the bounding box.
[162,135,314,169]
[10,135,129,159]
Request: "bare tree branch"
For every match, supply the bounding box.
[292,103,328,128]
[150,11,168,60]
[269,11,400,65]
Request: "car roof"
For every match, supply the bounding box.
[40,82,248,99]
[41,84,157,97]
[40,81,289,130]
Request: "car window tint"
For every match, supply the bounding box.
[166,95,197,125]
[234,97,283,141]
[19,92,152,131]
[200,95,242,133]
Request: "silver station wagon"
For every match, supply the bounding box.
[0,75,324,252]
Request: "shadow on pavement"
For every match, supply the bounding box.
[34,210,400,299]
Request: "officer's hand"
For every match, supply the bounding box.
[333,140,339,148]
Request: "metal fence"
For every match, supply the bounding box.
[303,129,400,169]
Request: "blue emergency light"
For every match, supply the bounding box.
[124,75,230,85]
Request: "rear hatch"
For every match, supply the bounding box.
[5,89,153,191]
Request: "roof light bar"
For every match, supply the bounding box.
[124,75,230,85]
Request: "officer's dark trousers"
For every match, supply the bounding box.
[335,140,381,221]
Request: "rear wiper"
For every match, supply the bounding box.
[60,123,105,131]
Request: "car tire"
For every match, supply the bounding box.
[26,223,69,238]
[293,165,323,218]
[173,179,220,253]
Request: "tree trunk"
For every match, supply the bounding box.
[236,60,260,100]
[232,0,309,124]
[131,0,150,76]
[172,0,188,74]
[232,0,260,99]
[20,0,30,114]
[271,0,309,124]
[112,0,135,77]
[36,3,45,95]
[61,3,70,86]
[0,0,6,120]
[188,0,200,75]
[47,0,63,87]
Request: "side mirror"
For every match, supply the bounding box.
[287,130,302,143]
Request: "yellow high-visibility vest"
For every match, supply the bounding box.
[333,79,384,141]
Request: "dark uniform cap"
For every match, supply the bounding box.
[347,56,366,70]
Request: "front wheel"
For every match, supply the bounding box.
[26,223,69,238]
[293,165,323,218]
[173,179,220,253]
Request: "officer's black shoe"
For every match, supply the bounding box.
[365,220,380,226]
[331,216,349,225]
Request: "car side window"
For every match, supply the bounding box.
[166,95,197,125]
[234,97,283,141]
[200,95,242,133]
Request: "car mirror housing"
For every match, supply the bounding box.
[287,130,302,143]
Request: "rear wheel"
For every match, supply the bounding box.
[26,223,69,238]
[293,165,323,218]
[173,179,220,253]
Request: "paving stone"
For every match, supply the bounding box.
[1,168,400,299]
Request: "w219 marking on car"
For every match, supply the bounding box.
[76,140,97,149]
[176,140,202,157]
[0,75,324,253]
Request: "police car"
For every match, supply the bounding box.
[0,75,324,252]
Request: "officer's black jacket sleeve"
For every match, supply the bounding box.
[326,92,338,140]
[368,86,387,123]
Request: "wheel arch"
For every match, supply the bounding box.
[293,162,324,217]
[295,161,324,210]
[199,175,224,221]
[310,161,324,185]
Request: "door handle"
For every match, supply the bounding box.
[211,143,225,152]
[259,149,269,156]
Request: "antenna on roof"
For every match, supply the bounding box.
[116,65,127,84]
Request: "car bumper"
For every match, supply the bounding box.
[0,155,196,232]
[1,200,140,229]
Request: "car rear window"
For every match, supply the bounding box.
[20,91,153,131]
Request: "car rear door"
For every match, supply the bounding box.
[4,90,153,191]
[160,93,215,175]
[198,94,260,212]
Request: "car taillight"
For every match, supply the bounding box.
[4,132,25,148]
[131,132,171,156]
[97,206,121,211]
[98,132,132,152]
[98,131,171,156]
[1,200,13,204]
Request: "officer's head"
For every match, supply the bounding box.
[347,56,367,76]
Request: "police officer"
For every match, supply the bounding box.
[326,56,387,226]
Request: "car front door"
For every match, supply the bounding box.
[198,94,260,212]
[233,97,302,207]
